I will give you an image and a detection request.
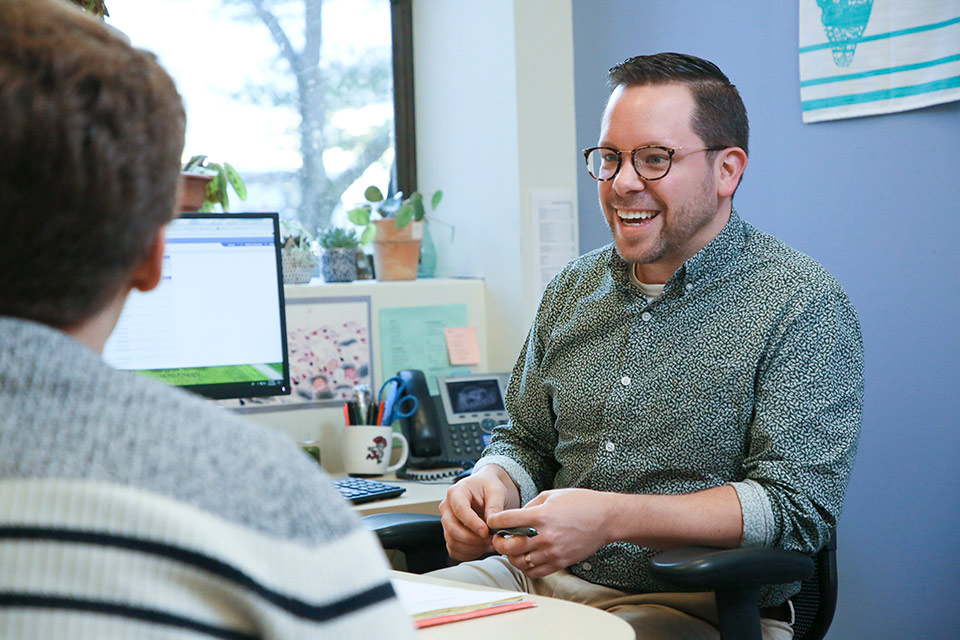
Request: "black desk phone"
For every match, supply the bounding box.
[396,369,510,478]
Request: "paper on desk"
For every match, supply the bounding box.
[390,578,527,620]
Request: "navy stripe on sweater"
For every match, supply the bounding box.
[0,593,259,640]
[0,526,397,622]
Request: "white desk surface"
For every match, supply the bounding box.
[392,571,634,640]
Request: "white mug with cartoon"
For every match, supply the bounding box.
[341,425,409,476]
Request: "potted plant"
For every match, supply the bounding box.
[317,227,360,283]
[279,220,316,285]
[347,185,443,281]
[179,155,248,213]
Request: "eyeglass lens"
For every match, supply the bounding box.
[585,147,674,181]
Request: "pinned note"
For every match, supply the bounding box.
[444,326,481,365]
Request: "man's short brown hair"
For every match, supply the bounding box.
[608,52,749,157]
[0,0,186,328]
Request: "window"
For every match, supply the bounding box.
[107,0,414,235]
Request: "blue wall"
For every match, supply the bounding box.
[571,2,960,638]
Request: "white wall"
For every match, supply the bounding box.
[412,0,578,371]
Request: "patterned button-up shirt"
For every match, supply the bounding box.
[476,210,863,605]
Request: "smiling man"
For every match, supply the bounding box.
[432,53,864,640]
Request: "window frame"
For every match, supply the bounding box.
[391,0,416,195]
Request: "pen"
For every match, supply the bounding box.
[346,400,362,426]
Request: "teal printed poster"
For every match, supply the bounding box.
[379,304,471,394]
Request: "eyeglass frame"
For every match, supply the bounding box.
[582,145,728,182]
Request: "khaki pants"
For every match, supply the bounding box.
[429,556,793,640]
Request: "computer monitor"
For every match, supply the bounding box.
[103,213,291,400]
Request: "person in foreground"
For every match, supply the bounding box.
[0,2,414,638]
[433,52,863,639]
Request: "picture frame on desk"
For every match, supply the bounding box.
[223,296,373,412]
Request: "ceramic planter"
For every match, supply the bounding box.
[321,248,358,282]
[178,172,212,212]
[281,251,314,284]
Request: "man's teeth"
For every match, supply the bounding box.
[618,210,658,220]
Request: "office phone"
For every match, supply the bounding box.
[396,369,510,477]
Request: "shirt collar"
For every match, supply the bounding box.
[673,207,745,291]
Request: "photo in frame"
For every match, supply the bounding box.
[225,296,373,412]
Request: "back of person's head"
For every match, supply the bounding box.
[608,52,749,157]
[0,0,185,328]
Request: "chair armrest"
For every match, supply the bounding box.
[649,546,814,590]
[362,512,444,548]
[362,513,449,573]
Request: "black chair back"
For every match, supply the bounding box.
[791,532,838,640]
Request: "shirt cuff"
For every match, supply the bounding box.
[731,479,776,548]
[472,455,538,506]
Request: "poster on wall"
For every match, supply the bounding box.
[799,0,960,123]
[225,296,373,412]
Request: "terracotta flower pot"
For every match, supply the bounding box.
[372,219,422,281]
[178,172,212,212]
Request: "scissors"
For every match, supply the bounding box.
[377,376,419,425]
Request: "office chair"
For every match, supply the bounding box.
[363,512,451,574]
[363,513,837,640]
[648,532,837,640]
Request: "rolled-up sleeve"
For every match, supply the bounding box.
[740,287,864,553]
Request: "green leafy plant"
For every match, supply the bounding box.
[318,227,360,249]
[182,155,248,213]
[347,185,443,244]
[68,0,109,18]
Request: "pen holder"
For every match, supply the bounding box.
[342,425,409,477]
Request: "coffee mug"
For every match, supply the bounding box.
[342,425,409,476]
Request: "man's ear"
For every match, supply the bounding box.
[716,147,748,199]
[129,227,167,293]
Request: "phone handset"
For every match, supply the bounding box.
[396,369,442,459]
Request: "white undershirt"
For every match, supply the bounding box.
[630,264,665,304]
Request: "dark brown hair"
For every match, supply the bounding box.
[0,0,185,327]
[608,53,749,156]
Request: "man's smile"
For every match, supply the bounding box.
[616,208,660,226]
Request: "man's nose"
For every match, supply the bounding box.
[612,161,646,195]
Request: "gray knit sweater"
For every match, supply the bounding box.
[0,316,415,639]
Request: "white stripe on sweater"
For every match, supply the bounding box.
[0,478,414,639]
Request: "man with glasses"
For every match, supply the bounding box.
[434,53,863,639]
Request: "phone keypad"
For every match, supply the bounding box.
[448,422,486,458]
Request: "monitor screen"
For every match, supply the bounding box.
[103,213,291,400]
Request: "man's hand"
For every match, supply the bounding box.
[438,465,520,561]
[486,487,613,578]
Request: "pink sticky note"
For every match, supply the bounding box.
[444,327,481,365]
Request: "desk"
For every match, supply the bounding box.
[392,571,633,639]
[346,474,450,516]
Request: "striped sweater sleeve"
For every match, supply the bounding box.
[0,478,416,639]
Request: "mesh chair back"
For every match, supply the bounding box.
[790,532,838,640]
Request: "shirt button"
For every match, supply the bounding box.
[581,562,593,571]
[641,311,652,322]
[604,441,616,452]
[620,375,631,386]
[685,282,694,291]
